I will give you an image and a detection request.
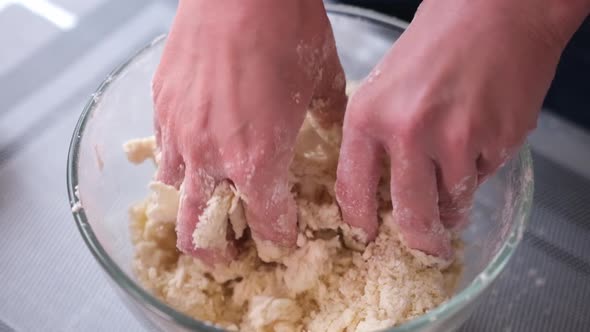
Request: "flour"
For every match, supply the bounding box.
[192,182,234,250]
[125,110,462,332]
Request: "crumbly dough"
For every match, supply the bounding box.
[126,114,462,332]
[123,136,157,164]
[192,182,236,250]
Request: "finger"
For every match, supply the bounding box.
[176,163,236,263]
[436,158,478,230]
[335,132,382,243]
[243,180,297,245]
[156,131,184,188]
[235,160,298,258]
[389,148,452,259]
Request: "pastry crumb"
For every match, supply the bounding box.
[125,113,463,332]
[123,136,156,164]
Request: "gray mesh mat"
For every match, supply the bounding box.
[1,1,589,331]
[460,151,590,332]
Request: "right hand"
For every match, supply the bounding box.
[153,0,346,264]
[335,0,570,260]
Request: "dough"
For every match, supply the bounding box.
[125,114,462,332]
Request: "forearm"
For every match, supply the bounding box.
[535,0,590,44]
[417,0,590,54]
[175,0,325,24]
[485,0,590,50]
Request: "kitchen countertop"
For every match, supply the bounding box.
[1,1,589,331]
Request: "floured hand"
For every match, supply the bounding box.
[153,0,345,264]
[335,0,574,260]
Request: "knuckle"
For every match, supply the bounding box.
[392,87,449,139]
[399,115,421,141]
[228,149,289,192]
[390,110,425,147]
[443,127,471,154]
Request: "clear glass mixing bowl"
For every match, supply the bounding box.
[67,5,533,332]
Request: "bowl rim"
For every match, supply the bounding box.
[67,4,533,331]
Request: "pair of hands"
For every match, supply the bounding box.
[153,0,577,263]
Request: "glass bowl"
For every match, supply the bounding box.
[67,4,532,332]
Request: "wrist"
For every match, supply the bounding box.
[172,0,323,34]
[167,0,260,54]
[169,0,327,52]
[176,0,324,24]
